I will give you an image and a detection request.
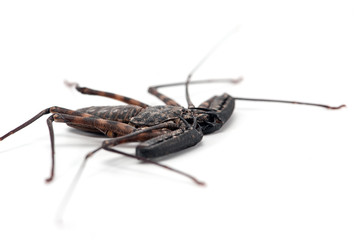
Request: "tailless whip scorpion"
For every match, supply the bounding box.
[0,31,346,186]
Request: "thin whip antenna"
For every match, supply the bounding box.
[186,26,240,108]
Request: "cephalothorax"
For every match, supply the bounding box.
[0,31,345,186]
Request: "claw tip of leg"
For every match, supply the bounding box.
[85,153,92,160]
[196,181,207,187]
[232,76,243,84]
[45,178,53,183]
[329,104,346,110]
[64,80,78,88]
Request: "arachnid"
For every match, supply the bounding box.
[0,34,346,186]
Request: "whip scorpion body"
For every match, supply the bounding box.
[0,34,346,186]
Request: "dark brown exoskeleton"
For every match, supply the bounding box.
[0,32,346,186]
[0,78,244,185]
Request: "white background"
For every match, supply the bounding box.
[0,1,360,239]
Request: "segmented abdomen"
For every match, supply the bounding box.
[76,105,143,123]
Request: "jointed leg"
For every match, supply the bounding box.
[0,106,137,182]
[148,77,242,106]
[0,106,93,141]
[46,112,138,182]
[103,147,205,186]
[234,97,346,109]
[85,121,205,186]
[0,107,85,182]
[65,81,149,108]
[147,86,181,106]
[85,121,177,158]
[56,123,205,221]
